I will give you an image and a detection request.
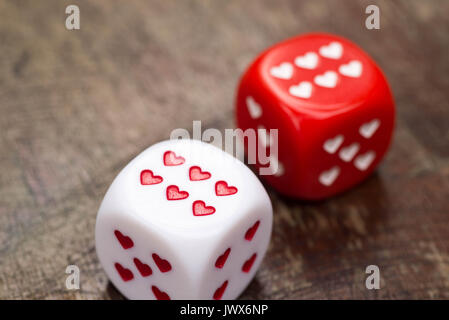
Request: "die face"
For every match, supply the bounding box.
[236,33,395,199]
[236,90,302,194]
[123,140,267,236]
[199,203,271,299]
[96,139,273,299]
[96,212,191,300]
[260,33,380,111]
[299,91,394,199]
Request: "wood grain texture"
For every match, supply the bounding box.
[0,0,448,299]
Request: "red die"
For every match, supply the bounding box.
[236,33,395,200]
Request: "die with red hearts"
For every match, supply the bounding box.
[236,33,395,199]
[95,139,273,299]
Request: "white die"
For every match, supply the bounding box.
[95,139,273,300]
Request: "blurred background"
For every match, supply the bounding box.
[0,0,448,299]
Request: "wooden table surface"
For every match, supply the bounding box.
[1,0,448,299]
